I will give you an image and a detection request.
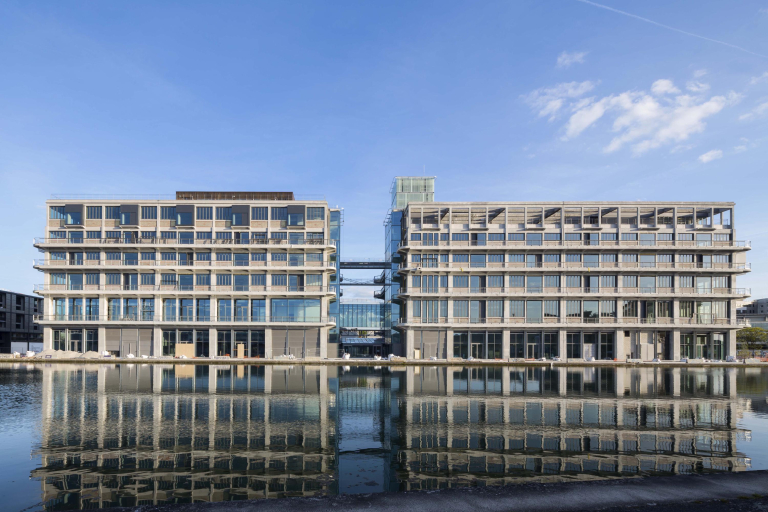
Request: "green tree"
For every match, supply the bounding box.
[737,327,768,354]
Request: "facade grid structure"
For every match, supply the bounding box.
[33,192,339,358]
[395,200,751,361]
[0,289,44,353]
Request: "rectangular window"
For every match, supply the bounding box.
[564,233,581,241]
[86,206,102,219]
[306,207,324,221]
[623,275,638,288]
[246,207,267,220]
[600,275,616,288]
[141,206,157,220]
[86,231,101,239]
[600,300,616,317]
[565,253,581,262]
[271,207,287,220]
[544,233,561,241]
[508,233,525,241]
[601,233,617,241]
[160,231,177,239]
[140,273,155,285]
[215,232,232,240]
[195,273,210,286]
[509,300,524,317]
[216,274,232,286]
[566,300,581,317]
[452,254,469,263]
[105,206,120,219]
[251,273,266,286]
[488,300,503,318]
[160,206,176,220]
[411,233,421,241]
[544,300,559,317]
[49,206,63,220]
[488,275,504,288]
[509,275,524,288]
[216,207,232,220]
[565,275,581,288]
[453,275,468,288]
[509,254,525,263]
[488,233,504,241]
[196,207,212,220]
[623,253,638,262]
[453,300,469,317]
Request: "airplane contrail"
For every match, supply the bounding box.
[575,0,767,59]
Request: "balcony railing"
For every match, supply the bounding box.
[35,314,335,324]
[401,239,750,249]
[398,287,750,296]
[34,237,337,247]
[34,284,334,293]
[34,259,335,269]
[402,316,747,326]
[399,262,751,271]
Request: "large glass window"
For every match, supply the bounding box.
[583,300,599,322]
[270,299,321,322]
[600,332,614,360]
[510,332,524,358]
[680,333,694,359]
[218,299,232,321]
[567,332,581,358]
[526,300,542,322]
[162,330,176,356]
[543,332,558,358]
[453,332,468,359]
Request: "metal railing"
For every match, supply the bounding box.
[399,261,751,271]
[402,239,750,249]
[398,287,750,296]
[34,259,336,269]
[403,316,748,326]
[34,284,334,293]
[34,237,337,247]
[34,314,335,324]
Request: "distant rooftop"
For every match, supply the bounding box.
[176,191,295,201]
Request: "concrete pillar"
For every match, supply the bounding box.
[319,326,328,359]
[558,329,567,360]
[446,329,454,360]
[98,326,106,354]
[726,329,737,358]
[614,329,625,361]
[264,328,273,359]
[153,327,162,356]
[405,329,415,360]
[671,330,681,360]
[43,326,53,351]
[671,368,680,396]
[502,330,510,359]
[208,328,216,358]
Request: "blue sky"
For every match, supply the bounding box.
[0,0,767,301]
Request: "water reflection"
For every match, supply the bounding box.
[28,364,755,509]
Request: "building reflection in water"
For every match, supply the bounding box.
[34,364,752,510]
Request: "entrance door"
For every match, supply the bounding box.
[527,332,541,359]
[471,332,485,359]
[583,333,597,359]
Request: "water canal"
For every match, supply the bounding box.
[1,363,767,511]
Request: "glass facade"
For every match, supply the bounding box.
[339,303,386,329]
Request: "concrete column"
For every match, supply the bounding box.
[405,329,415,360]
[446,329,454,360]
[263,328,273,359]
[671,330,681,360]
[153,327,162,356]
[502,367,510,395]
[319,326,328,358]
[208,328,216,358]
[672,367,681,396]
[43,326,53,351]
[502,330,510,359]
[726,329,737,358]
[98,326,107,354]
[558,329,567,360]
[614,329,625,360]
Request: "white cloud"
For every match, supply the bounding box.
[734,144,748,153]
[686,81,710,93]
[651,79,680,95]
[693,69,707,78]
[670,143,695,153]
[523,81,596,120]
[698,149,723,163]
[739,101,768,120]
[556,51,588,68]
[749,71,768,85]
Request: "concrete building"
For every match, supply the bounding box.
[0,289,44,353]
[737,298,768,330]
[33,192,339,358]
[395,200,751,361]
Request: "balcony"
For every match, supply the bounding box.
[33,259,336,270]
[398,261,751,272]
[396,287,750,297]
[33,236,337,250]
[400,317,748,327]
[399,239,750,250]
[33,284,336,295]
[34,314,336,326]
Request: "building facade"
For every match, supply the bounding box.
[0,289,44,353]
[737,298,768,330]
[395,201,751,361]
[33,192,338,358]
